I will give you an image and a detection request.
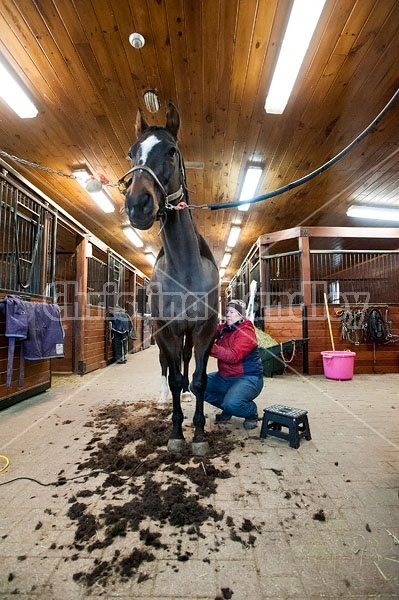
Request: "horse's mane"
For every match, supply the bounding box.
[196,230,218,268]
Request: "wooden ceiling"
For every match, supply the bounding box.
[0,0,398,280]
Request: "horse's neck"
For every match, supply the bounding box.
[160,209,202,272]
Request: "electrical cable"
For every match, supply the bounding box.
[0,455,10,473]
[0,470,131,487]
[206,86,399,210]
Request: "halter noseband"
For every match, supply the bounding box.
[118,152,186,212]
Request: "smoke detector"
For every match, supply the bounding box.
[129,33,145,49]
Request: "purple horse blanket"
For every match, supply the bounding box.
[2,295,64,387]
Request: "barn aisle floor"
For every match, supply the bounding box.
[0,345,398,600]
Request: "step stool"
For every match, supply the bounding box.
[260,404,311,449]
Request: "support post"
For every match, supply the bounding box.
[75,236,88,374]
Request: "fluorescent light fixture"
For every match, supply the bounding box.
[347,205,399,222]
[219,267,226,279]
[227,226,241,248]
[221,253,231,268]
[89,190,115,213]
[0,59,38,118]
[265,0,327,114]
[122,226,144,247]
[238,166,262,212]
[73,169,114,213]
[145,252,156,266]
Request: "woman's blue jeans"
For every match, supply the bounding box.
[204,372,263,418]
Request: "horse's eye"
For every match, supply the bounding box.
[168,147,177,159]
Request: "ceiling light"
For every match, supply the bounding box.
[0,59,38,118]
[238,166,263,212]
[227,226,241,248]
[221,253,231,268]
[347,205,399,222]
[143,89,160,113]
[88,190,115,213]
[219,268,226,279]
[73,169,114,213]
[265,0,327,114]
[145,252,156,266]
[123,226,144,247]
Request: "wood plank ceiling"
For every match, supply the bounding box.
[0,0,398,281]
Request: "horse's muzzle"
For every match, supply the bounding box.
[125,192,157,230]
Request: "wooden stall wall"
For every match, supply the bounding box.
[0,298,52,410]
[52,302,74,374]
[307,305,399,375]
[228,228,399,377]
[53,245,77,374]
[263,306,307,375]
[82,305,107,374]
[0,166,58,408]
[263,305,399,376]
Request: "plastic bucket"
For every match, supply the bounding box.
[321,350,356,380]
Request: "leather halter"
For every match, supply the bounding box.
[118,151,186,212]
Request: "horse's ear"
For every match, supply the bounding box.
[135,108,149,139]
[165,102,180,138]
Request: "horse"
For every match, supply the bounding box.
[121,102,219,456]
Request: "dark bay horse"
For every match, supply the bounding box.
[121,102,219,456]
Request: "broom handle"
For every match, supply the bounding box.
[324,293,335,351]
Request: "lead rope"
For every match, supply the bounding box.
[280,340,296,365]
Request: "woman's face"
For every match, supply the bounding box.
[226,307,242,325]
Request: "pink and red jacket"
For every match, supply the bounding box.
[210,318,263,378]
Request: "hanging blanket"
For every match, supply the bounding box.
[106,307,137,338]
[1,295,64,388]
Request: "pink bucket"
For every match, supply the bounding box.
[321,351,356,380]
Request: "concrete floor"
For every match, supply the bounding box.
[0,345,398,599]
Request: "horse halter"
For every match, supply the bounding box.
[118,148,187,213]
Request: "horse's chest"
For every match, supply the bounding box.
[149,271,215,320]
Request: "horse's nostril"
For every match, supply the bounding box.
[125,201,134,217]
[142,194,154,215]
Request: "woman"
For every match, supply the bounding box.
[205,299,264,429]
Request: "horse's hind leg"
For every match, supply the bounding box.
[181,335,193,401]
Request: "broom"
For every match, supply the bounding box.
[324,293,335,351]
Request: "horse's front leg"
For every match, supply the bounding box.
[190,352,209,457]
[167,359,185,453]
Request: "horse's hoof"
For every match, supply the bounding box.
[191,441,209,457]
[167,438,185,453]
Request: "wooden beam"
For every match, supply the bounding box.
[300,226,399,239]
[259,227,302,245]
[75,236,88,374]
[299,235,311,306]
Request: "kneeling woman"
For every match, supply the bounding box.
[205,299,264,430]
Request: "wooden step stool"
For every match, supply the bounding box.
[260,404,311,449]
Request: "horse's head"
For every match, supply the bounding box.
[122,102,186,230]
